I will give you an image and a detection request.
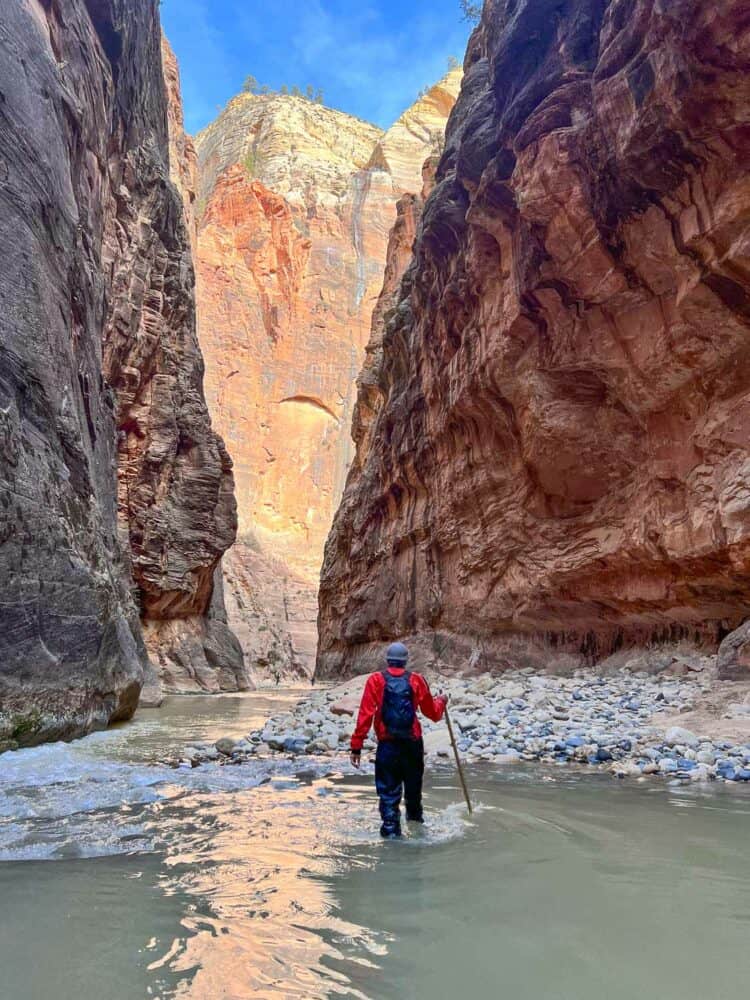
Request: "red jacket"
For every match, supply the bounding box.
[350,667,447,751]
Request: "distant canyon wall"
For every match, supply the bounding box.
[193,73,461,677]
[0,0,244,749]
[318,0,750,678]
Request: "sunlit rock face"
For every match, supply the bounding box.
[0,0,244,747]
[194,74,461,677]
[318,0,750,678]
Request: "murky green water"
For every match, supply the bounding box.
[1,693,749,999]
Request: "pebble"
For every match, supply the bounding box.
[177,664,750,788]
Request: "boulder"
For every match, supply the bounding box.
[330,693,361,717]
[665,727,700,749]
[717,622,750,680]
[423,728,451,755]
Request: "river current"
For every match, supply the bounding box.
[0,692,748,999]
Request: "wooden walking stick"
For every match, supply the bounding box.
[443,701,473,814]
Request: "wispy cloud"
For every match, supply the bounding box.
[161,0,473,132]
[162,0,240,132]
[286,0,467,123]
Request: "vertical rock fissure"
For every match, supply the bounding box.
[350,168,372,311]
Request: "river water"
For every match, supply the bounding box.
[1,692,749,999]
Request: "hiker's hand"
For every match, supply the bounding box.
[350,751,361,768]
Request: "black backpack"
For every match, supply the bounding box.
[381,669,416,738]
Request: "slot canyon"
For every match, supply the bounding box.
[3,6,750,999]
[1,0,749,740]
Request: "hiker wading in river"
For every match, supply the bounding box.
[350,642,448,838]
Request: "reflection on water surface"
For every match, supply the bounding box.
[0,693,749,999]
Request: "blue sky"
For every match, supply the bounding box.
[160,0,474,135]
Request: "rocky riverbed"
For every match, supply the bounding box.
[176,653,750,785]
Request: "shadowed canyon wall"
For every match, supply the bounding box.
[194,73,461,677]
[139,34,248,699]
[318,0,750,678]
[0,0,244,748]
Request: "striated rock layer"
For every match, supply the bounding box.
[138,32,249,698]
[0,0,243,748]
[194,75,461,676]
[318,0,750,678]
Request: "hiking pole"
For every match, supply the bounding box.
[443,701,473,814]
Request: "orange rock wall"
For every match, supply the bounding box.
[318,0,750,677]
[193,78,460,677]
[196,160,367,578]
[194,78,461,581]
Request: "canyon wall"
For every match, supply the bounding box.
[161,35,198,248]
[194,74,460,677]
[318,0,750,678]
[138,34,248,698]
[0,0,243,749]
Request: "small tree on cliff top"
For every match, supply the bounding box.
[460,1,482,23]
[242,74,260,94]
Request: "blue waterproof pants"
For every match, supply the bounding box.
[374,738,424,836]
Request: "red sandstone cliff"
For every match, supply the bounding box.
[0,0,243,748]
[354,158,440,469]
[194,76,461,678]
[318,0,750,678]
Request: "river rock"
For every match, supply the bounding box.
[665,727,701,750]
[330,694,361,717]
[717,621,750,681]
[215,737,238,756]
[233,663,750,791]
